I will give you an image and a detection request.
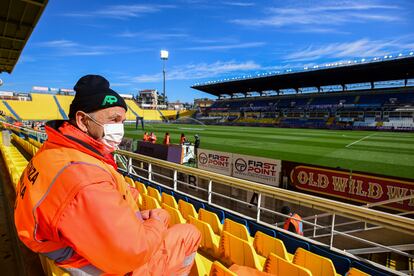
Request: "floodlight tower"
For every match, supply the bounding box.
[160,50,169,105]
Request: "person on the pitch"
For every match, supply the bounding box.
[163,132,170,145]
[180,133,186,145]
[143,131,149,142]
[149,132,157,144]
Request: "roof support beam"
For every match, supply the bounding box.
[0,35,25,42]
[20,0,45,7]
[0,47,20,53]
[0,17,34,29]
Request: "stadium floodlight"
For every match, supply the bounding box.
[384,55,388,58]
[398,53,403,57]
[160,50,169,104]
[361,58,366,62]
[410,52,414,55]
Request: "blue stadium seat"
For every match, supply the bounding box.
[224,212,250,234]
[351,261,390,276]
[248,221,276,238]
[205,204,225,223]
[277,232,310,254]
[187,197,205,211]
[310,245,351,276]
[174,193,188,203]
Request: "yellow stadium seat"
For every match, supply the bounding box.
[124,176,135,188]
[188,215,220,257]
[147,186,162,203]
[39,255,70,276]
[219,231,264,270]
[134,181,147,195]
[190,253,212,276]
[209,261,237,276]
[346,267,370,276]
[198,208,223,235]
[253,231,293,261]
[162,192,178,209]
[179,199,198,221]
[223,219,251,243]
[293,247,341,276]
[264,253,311,276]
[142,194,161,210]
[162,203,186,226]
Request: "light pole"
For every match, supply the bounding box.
[160,50,169,106]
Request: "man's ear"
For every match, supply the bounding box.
[75,111,88,132]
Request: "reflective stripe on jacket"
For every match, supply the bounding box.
[283,213,304,236]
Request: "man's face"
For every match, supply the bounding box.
[85,106,126,140]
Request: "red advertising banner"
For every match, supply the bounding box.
[290,165,414,212]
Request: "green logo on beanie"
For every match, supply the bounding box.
[102,95,118,106]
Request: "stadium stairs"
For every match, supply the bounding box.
[0,124,412,275]
[2,101,21,121]
[52,96,69,120]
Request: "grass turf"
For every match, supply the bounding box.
[124,123,414,179]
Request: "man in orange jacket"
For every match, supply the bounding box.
[163,132,170,145]
[14,75,201,275]
[281,206,303,236]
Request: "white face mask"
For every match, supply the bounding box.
[86,114,124,150]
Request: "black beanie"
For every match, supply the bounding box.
[68,75,128,118]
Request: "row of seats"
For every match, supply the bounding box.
[0,133,29,187]
[11,134,39,156]
[125,176,372,276]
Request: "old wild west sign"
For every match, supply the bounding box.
[290,166,414,212]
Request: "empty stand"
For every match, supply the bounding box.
[254,231,293,262]
[223,218,251,242]
[293,247,341,276]
[179,199,199,220]
[162,192,179,209]
[264,253,311,276]
[199,208,223,236]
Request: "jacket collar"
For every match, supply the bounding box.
[45,120,118,169]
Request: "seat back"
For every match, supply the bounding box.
[142,194,161,210]
[188,215,219,257]
[278,232,310,254]
[162,192,178,209]
[199,208,223,235]
[134,181,147,195]
[124,176,136,188]
[162,203,186,226]
[209,261,237,276]
[248,221,276,238]
[293,247,338,276]
[253,231,290,261]
[219,231,263,270]
[205,204,225,223]
[225,212,250,234]
[187,196,205,211]
[311,245,351,275]
[147,186,162,203]
[264,253,311,276]
[179,199,198,220]
[347,267,370,276]
[223,219,250,242]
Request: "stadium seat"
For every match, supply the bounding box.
[39,255,69,276]
[224,212,250,234]
[278,232,310,254]
[223,218,251,243]
[187,196,205,211]
[141,194,161,210]
[147,186,162,203]
[179,199,198,220]
[248,221,276,238]
[198,208,223,235]
[188,215,220,257]
[205,205,225,223]
[190,252,212,276]
[134,181,147,195]
[162,203,186,226]
[350,261,390,276]
[124,176,135,188]
[219,231,264,270]
[346,267,370,276]
[264,253,311,276]
[253,231,293,261]
[162,192,178,209]
[209,261,237,276]
[311,245,351,275]
[293,247,341,276]
[175,192,189,203]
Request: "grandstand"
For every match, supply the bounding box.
[193,56,414,131]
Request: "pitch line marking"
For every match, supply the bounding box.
[345,133,377,148]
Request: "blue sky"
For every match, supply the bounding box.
[1,0,414,102]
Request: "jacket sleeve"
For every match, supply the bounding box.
[57,180,167,274]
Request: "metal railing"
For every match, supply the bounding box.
[115,149,414,275]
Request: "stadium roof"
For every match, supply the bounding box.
[0,0,48,73]
[192,56,414,97]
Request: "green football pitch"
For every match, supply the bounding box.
[124,123,414,179]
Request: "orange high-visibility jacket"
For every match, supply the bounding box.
[14,121,167,274]
[163,135,170,145]
[143,133,149,142]
[283,213,304,236]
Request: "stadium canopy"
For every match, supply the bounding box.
[0,0,48,73]
[192,56,414,97]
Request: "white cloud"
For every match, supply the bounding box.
[223,1,255,7]
[35,39,149,56]
[117,31,188,40]
[184,42,265,51]
[64,4,175,19]
[285,38,414,61]
[231,1,402,31]
[130,60,262,83]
